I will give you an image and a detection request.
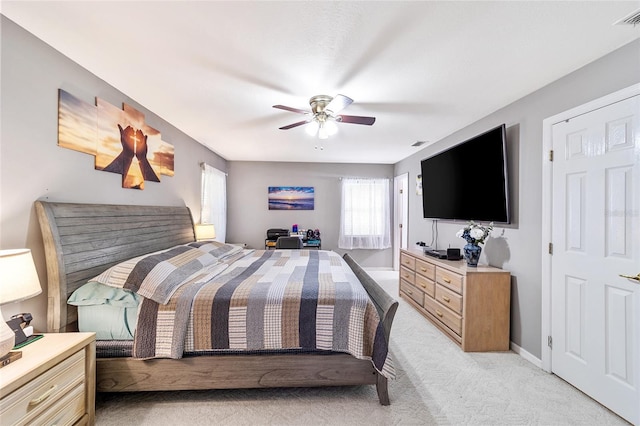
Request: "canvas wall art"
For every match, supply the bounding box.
[268,187,315,210]
[58,89,174,190]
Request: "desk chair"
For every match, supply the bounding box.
[275,236,304,249]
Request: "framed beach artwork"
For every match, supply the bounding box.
[268,187,315,210]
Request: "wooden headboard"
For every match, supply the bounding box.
[35,201,196,333]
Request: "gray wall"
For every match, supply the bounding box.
[227,161,394,267]
[395,38,640,359]
[0,16,227,332]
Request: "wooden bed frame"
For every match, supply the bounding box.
[35,201,398,404]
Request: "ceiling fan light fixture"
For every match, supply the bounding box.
[324,120,338,136]
[305,120,319,136]
[274,94,375,142]
[318,124,329,140]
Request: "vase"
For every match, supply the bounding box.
[464,243,482,267]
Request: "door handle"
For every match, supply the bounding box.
[619,273,640,282]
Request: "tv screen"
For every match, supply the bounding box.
[420,124,510,223]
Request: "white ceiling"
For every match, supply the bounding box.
[2,1,639,164]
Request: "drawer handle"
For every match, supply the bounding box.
[407,290,413,295]
[29,385,58,406]
[420,283,426,288]
[442,296,450,303]
[403,274,410,279]
[443,278,451,283]
[436,310,443,317]
[420,267,427,272]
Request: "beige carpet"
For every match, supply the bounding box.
[95,270,627,425]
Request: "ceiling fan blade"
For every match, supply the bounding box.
[337,115,376,125]
[279,120,310,130]
[325,94,353,115]
[273,104,310,115]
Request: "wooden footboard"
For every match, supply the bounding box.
[343,254,398,405]
[96,353,377,392]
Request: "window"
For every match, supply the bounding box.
[200,163,227,242]
[338,178,391,250]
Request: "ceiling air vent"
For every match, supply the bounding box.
[614,8,640,26]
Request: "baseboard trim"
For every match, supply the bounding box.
[511,341,543,369]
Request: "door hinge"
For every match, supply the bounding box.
[399,189,403,194]
[548,242,553,255]
[548,335,553,349]
[549,150,554,161]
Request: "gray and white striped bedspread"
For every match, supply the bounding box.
[133,249,394,378]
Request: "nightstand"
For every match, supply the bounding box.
[0,332,96,425]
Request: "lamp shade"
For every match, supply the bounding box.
[0,249,42,304]
[194,224,216,241]
[0,249,42,358]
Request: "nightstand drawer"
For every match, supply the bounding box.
[37,383,85,426]
[0,350,85,425]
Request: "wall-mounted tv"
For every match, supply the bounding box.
[420,124,510,223]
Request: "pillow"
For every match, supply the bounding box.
[68,281,140,307]
[76,304,139,340]
[69,281,140,340]
[186,240,243,260]
[91,245,220,304]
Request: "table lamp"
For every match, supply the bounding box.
[194,224,216,241]
[0,249,42,359]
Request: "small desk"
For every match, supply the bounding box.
[265,238,321,250]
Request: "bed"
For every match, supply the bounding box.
[35,201,398,405]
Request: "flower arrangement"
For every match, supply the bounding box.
[456,221,493,246]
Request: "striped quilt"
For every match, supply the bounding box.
[132,249,394,378]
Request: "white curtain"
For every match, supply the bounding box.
[200,163,227,242]
[338,178,391,250]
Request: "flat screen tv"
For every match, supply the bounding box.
[420,124,510,223]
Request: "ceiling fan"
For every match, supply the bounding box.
[273,94,376,139]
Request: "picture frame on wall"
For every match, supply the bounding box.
[268,186,315,210]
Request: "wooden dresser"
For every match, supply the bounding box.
[400,248,511,351]
[0,332,96,425]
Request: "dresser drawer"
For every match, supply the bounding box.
[436,267,463,294]
[415,259,435,281]
[400,266,415,285]
[415,274,435,298]
[424,296,462,336]
[0,350,85,425]
[435,284,463,314]
[400,280,424,307]
[400,253,416,270]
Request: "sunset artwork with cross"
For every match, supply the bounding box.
[58,89,174,189]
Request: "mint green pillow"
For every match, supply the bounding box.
[68,281,140,307]
[68,281,140,340]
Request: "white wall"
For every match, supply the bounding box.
[0,16,227,332]
[227,161,394,267]
[395,38,640,359]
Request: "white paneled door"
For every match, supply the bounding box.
[550,94,639,424]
